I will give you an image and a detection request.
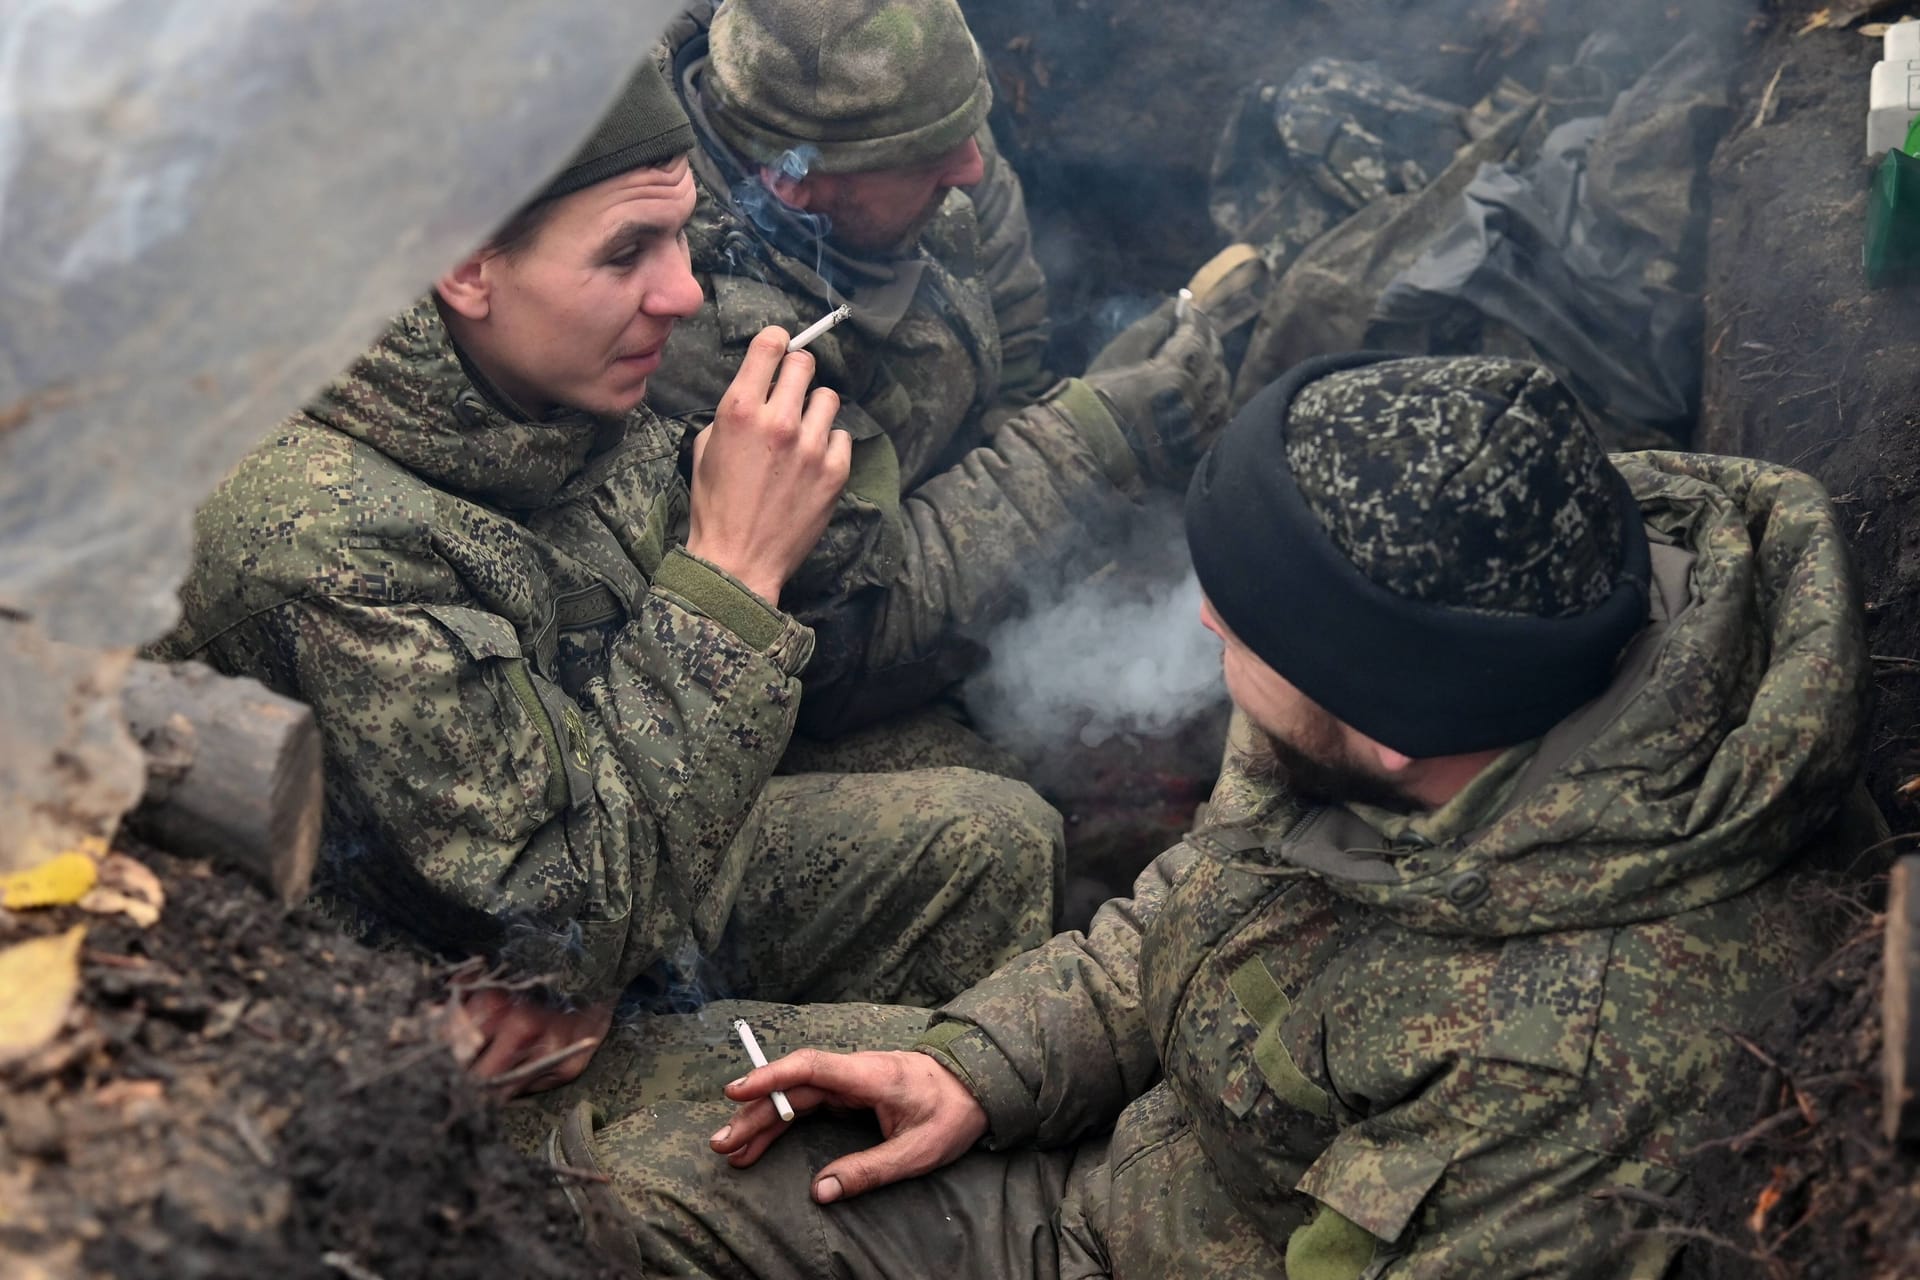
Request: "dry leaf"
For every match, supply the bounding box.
[0,927,86,1067]
[1748,1164,1791,1236]
[77,853,164,928]
[0,850,99,910]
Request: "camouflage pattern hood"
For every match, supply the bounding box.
[1304,449,1869,937]
[301,298,614,512]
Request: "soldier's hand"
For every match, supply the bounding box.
[710,1048,987,1202]
[1082,297,1230,487]
[460,988,614,1099]
[684,326,849,605]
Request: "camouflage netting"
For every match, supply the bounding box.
[0,0,678,874]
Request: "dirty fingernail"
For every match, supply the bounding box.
[726,1076,747,1090]
[814,1175,842,1204]
[709,1125,732,1146]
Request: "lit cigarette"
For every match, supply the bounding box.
[1176,287,1195,321]
[732,1017,795,1122]
[786,304,852,353]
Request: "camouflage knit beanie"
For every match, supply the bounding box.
[538,55,694,202]
[1186,353,1652,757]
[706,0,992,174]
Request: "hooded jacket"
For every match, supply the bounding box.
[650,6,1148,738]
[161,298,813,1003]
[918,452,1873,1277]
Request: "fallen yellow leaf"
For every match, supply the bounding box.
[0,851,100,910]
[0,926,86,1067]
[78,853,164,928]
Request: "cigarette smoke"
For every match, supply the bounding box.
[964,498,1227,761]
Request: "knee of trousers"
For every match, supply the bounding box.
[922,770,1065,939]
[929,771,1067,890]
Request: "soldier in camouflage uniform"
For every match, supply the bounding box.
[159,59,1063,1096]
[655,0,1230,744]
[539,354,1876,1278]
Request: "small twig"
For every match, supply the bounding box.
[321,1253,387,1280]
[1753,61,1786,130]
[548,1162,612,1185]
[480,1037,599,1091]
[1683,1106,1804,1157]
[227,1111,275,1167]
[1872,654,1920,668]
[1590,1184,1688,1216]
[1722,1027,1821,1125]
[338,1039,448,1098]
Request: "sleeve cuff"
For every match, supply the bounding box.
[650,547,815,675]
[1047,377,1141,489]
[914,1018,1041,1150]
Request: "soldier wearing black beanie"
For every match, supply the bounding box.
[1185,352,1652,760]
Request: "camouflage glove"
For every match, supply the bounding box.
[1082,298,1231,486]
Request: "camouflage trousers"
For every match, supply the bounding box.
[522,999,1115,1280]
[500,761,1063,1151]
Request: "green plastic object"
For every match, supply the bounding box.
[1865,147,1920,286]
[1905,113,1920,157]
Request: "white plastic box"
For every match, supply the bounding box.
[1870,22,1920,156]
[1889,19,1920,63]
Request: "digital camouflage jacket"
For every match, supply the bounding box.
[160,298,814,1004]
[919,452,1872,1277]
[652,10,1145,737]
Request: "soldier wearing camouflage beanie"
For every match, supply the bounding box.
[650,0,1230,758]
[540,354,1878,1280]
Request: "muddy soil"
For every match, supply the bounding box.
[1699,3,1920,812]
[1675,4,1920,1273]
[0,844,614,1280]
[1679,893,1917,1280]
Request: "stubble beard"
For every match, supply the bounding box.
[1242,718,1420,814]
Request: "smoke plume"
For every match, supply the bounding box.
[964,498,1227,761]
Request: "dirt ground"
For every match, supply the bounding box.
[1676,4,1920,1275]
[7,1,1920,1277]
[0,845,616,1280]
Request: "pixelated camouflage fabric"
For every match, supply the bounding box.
[161,297,816,1003]
[655,18,1147,735]
[921,449,1867,1275]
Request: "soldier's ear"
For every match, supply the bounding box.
[436,253,493,322]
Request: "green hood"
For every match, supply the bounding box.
[1231,451,1869,936]
[303,297,615,512]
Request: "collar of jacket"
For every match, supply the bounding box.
[305,296,615,512]
[1199,451,1871,936]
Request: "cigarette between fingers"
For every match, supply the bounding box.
[733,1018,796,1122]
[787,304,852,353]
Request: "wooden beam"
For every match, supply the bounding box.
[120,660,322,904]
[1883,854,1920,1143]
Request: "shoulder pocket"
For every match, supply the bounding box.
[417,604,591,813]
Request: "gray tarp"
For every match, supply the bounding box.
[0,1,677,872]
[1376,37,1730,436]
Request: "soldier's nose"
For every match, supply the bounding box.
[942,138,985,189]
